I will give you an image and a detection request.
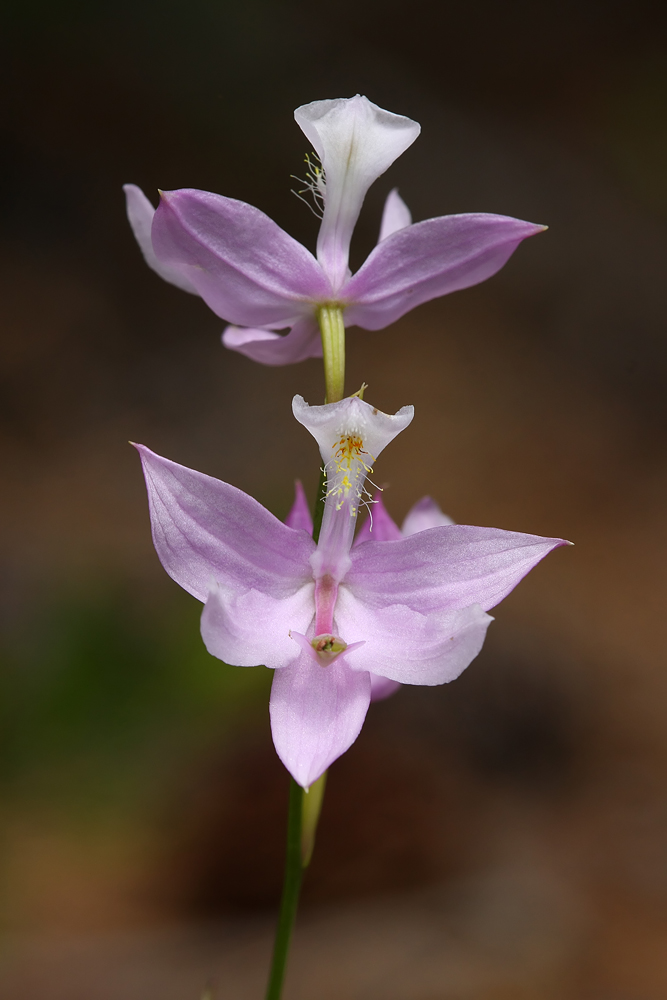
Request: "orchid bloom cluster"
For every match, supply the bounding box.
[127,96,568,789]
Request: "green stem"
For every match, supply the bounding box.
[264,779,305,1000]
[318,305,345,403]
[264,776,328,1000]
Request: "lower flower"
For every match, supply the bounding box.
[135,394,569,787]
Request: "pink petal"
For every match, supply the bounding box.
[123,184,199,294]
[222,317,322,365]
[269,650,372,788]
[378,188,412,243]
[342,214,546,330]
[152,189,331,327]
[348,524,569,614]
[336,592,493,685]
[295,96,420,291]
[285,480,313,534]
[370,673,401,701]
[402,496,454,535]
[354,494,402,546]
[200,582,313,670]
[135,445,315,603]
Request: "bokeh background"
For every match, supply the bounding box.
[2,1,667,997]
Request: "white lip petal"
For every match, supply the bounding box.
[292,393,414,465]
[293,394,414,583]
[294,96,420,291]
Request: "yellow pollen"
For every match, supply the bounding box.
[333,435,374,476]
[325,433,376,513]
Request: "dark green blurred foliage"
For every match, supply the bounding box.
[0,585,270,816]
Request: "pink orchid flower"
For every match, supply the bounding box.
[124,96,545,369]
[290,486,454,703]
[135,395,568,788]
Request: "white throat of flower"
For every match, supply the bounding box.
[294,95,420,292]
[292,394,414,584]
[325,425,376,519]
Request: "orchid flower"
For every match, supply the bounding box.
[135,395,568,789]
[124,95,545,401]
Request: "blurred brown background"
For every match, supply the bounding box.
[1,1,667,997]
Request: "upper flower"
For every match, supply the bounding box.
[124,96,545,367]
[135,395,568,788]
